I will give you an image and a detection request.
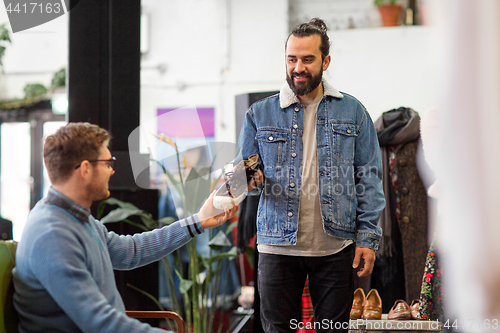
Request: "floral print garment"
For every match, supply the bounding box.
[419,237,445,321]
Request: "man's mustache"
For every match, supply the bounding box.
[291,72,312,79]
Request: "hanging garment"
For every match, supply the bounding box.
[298,279,315,333]
[236,195,265,333]
[419,236,445,321]
[236,195,260,252]
[373,107,429,308]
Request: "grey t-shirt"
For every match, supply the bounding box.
[258,95,352,256]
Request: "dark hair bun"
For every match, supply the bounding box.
[309,18,328,33]
[288,17,330,58]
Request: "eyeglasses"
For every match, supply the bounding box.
[75,156,116,169]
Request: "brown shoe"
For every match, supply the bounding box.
[363,289,382,320]
[350,288,366,319]
[410,300,420,320]
[387,300,412,320]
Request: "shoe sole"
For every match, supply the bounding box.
[213,189,247,209]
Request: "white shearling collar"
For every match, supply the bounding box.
[279,80,343,109]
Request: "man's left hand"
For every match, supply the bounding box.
[248,170,264,191]
[352,247,376,277]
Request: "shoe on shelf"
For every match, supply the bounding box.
[387,300,412,320]
[363,289,382,320]
[213,154,261,210]
[350,288,366,319]
[410,299,420,320]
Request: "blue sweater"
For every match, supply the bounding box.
[13,189,203,332]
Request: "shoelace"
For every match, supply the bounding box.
[224,171,234,195]
[223,170,246,197]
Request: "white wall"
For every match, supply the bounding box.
[328,25,439,121]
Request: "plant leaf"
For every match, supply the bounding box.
[184,168,211,214]
[159,216,177,225]
[201,247,238,266]
[121,219,149,232]
[197,271,207,285]
[23,83,47,99]
[205,267,222,284]
[139,214,158,230]
[96,200,107,219]
[197,254,206,276]
[102,197,140,210]
[100,208,144,224]
[225,221,238,235]
[244,246,255,269]
[152,159,181,187]
[0,24,10,42]
[126,283,165,311]
[208,230,232,251]
[153,159,185,201]
[175,268,194,294]
[201,255,211,270]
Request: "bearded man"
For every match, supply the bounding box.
[238,18,385,333]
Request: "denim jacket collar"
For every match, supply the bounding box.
[279,80,344,109]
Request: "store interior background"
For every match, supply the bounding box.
[1,0,499,331]
[0,0,439,240]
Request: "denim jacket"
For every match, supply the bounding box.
[238,81,385,250]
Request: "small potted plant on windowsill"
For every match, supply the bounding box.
[375,0,402,27]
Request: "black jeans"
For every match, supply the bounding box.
[258,244,354,333]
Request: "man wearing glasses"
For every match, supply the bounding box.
[12,122,239,333]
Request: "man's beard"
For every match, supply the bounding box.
[87,175,111,202]
[286,69,323,97]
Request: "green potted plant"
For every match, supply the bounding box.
[0,23,11,70]
[98,134,242,333]
[374,0,402,26]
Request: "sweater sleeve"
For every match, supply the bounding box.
[97,214,204,270]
